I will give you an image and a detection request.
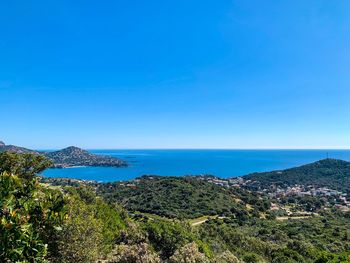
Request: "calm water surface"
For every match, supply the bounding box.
[42,149,350,182]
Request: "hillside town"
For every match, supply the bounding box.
[199,175,350,213]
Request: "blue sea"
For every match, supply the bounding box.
[42,149,350,182]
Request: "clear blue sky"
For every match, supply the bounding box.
[1,1,350,149]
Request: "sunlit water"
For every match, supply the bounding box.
[41,149,350,182]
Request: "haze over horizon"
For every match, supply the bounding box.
[1,1,350,149]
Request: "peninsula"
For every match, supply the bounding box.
[0,141,127,168]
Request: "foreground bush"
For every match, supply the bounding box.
[55,187,128,262]
[106,243,161,263]
[169,242,209,263]
[0,171,66,262]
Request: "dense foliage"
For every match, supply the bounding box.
[0,153,64,262]
[97,176,269,219]
[2,152,350,262]
[197,212,350,263]
[0,153,129,262]
[53,186,128,262]
[0,151,52,179]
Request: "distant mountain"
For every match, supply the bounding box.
[0,141,38,154]
[244,158,350,193]
[44,146,127,168]
[0,141,127,168]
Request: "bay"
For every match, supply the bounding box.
[42,149,350,182]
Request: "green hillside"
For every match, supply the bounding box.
[244,158,350,193]
[4,152,350,262]
[97,176,269,219]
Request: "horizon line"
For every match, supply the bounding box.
[36,147,350,151]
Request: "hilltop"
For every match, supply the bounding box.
[0,141,127,168]
[244,158,350,193]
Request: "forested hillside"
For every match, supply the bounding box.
[244,158,350,193]
[97,176,270,219]
[2,152,350,262]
